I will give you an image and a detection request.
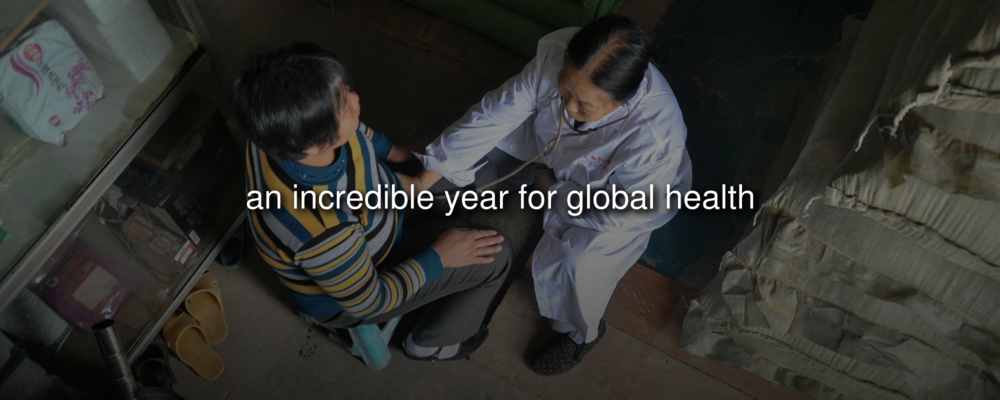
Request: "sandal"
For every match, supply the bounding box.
[162,311,224,381]
[184,272,227,344]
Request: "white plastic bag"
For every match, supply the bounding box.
[0,20,104,145]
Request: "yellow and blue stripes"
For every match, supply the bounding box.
[246,123,442,318]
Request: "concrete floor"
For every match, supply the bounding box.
[171,0,761,399]
[172,259,751,399]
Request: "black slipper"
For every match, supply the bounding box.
[532,320,606,376]
[403,325,490,362]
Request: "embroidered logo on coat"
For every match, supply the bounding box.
[583,154,610,171]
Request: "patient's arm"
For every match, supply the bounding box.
[386,144,417,163]
[395,168,443,193]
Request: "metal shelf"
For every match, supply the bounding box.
[0,51,214,312]
[126,213,244,363]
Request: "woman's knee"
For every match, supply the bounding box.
[471,225,513,279]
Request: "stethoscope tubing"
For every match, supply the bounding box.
[430,101,630,199]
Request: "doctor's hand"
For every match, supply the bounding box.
[534,168,557,192]
[431,228,505,268]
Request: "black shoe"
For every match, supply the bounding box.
[403,325,490,362]
[532,321,606,376]
[133,344,176,390]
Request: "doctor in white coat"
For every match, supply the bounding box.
[399,15,692,375]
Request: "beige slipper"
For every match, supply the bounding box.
[162,310,224,381]
[184,272,227,344]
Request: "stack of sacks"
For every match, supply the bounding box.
[828,0,1000,265]
[46,0,174,81]
[680,0,1000,399]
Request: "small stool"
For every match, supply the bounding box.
[299,313,402,370]
[345,316,401,370]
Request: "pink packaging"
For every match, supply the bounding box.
[29,233,137,332]
[0,20,104,145]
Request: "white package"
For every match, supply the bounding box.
[47,0,174,81]
[0,20,104,146]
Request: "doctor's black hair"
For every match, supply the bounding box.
[566,15,652,103]
[230,42,351,161]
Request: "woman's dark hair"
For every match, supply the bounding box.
[565,15,652,103]
[230,42,351,161]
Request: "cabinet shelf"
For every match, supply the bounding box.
[0,0,244,391]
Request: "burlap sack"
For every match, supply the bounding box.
[858,0,1000,201]
[682,0,1000,397]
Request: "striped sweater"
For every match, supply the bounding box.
[245,122,443,318]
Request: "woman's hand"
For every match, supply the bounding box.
[394,169,443,193]
[431,228,505,268]
[386,145,416,163]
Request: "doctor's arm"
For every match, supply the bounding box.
[412,52,548,188]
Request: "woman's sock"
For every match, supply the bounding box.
[405,334,460,358]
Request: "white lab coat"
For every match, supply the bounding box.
[417,28,693,342]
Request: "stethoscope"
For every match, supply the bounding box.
[433,98,632,199]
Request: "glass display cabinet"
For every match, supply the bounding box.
[0,0,243,390]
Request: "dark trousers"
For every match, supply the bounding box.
[310,161,512,347]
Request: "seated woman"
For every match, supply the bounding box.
[231,43,512,361]
[398,15,693,374]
